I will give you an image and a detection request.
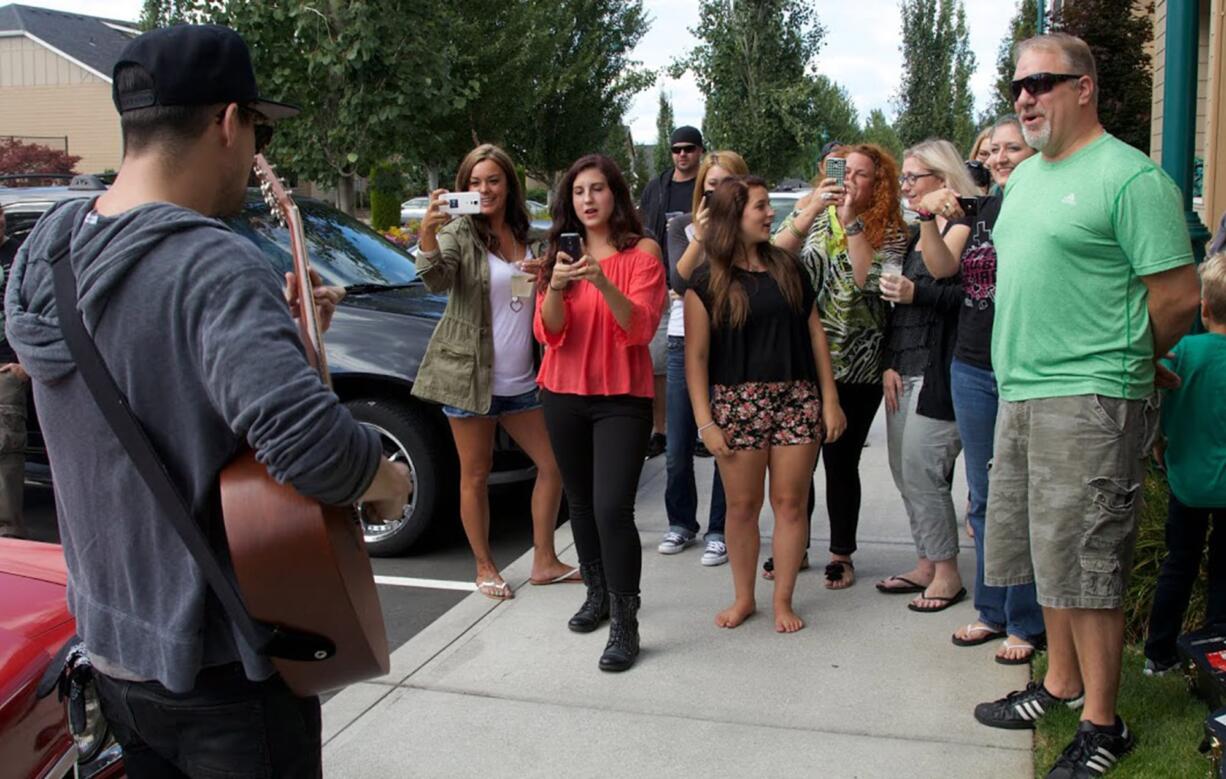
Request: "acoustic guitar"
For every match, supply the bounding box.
[218,155,390,695]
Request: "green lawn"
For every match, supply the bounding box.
[1032,647,1212,777]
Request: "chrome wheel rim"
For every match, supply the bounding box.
[356,421,418,544]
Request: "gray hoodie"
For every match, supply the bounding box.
[5,198,381,692]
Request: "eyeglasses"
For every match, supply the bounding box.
[897,172,936,187]
[215,106,275,154]
[1010,72,1081,101]
[671,144,698,155]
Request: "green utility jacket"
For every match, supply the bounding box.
[410,216,547,414]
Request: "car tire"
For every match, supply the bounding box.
[344,398,457,557]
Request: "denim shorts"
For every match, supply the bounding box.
[442,388,541,419]
[984,393,1160,609]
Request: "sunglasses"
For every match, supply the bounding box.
[671,144,698,155]
[1010,72,1081,101]
[215,106,275,153]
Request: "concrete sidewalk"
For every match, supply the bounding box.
[322,414,1032,777]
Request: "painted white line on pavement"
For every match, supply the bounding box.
[374,575,476,592]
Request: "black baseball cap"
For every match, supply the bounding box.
[820,140,844,159]
[112,24,299,121]
[670,126,704,148]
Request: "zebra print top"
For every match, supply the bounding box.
[777,205,909,385]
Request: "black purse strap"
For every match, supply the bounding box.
[47,240,332,663]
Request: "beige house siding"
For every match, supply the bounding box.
[1206,0,1225,227]
[0,34,122,173]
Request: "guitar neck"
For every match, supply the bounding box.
[286,201,331,387]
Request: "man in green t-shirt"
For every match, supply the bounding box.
[972,33,1201,777]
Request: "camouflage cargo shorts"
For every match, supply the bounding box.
[984,394,1160,609]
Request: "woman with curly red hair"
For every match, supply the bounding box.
[772,143,910,590]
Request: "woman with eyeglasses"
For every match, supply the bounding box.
[913,116,1045,665]
[874,139,974,616]
[537,154,667,672]
[772,143,910,590]
[657,150,751,567]
[413,144,574,600]
[686,175,844,633]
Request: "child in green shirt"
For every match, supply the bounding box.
[1144,251,1226,674]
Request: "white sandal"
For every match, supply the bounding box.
[995,638,1036,665]
[476,579,513,600]
[951,623,1005,647]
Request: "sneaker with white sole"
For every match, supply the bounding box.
[1045,718,1134,778]
[974,681,1085,730]
[1142,657,1178,677]
[657,531,696,555]
[701,539,728,566]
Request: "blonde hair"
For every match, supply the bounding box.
[903,138,977,196]
[692,150,749,215]
[1015,33,1098,105]
[969,127,992,161]
[1202,252,1226,323]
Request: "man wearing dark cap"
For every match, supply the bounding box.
[638,125,704,460]
[4,24,410,776]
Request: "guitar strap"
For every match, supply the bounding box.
[47,237,332,663]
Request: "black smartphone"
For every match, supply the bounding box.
[701,190,712,205]
[956,196,980,217]
[558,232,582,263]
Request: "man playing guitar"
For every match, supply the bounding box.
[4,24,410,777]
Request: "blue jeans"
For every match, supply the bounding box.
[664,336,726,541]
[950,358,1043,640]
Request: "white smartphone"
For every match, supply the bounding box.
[441,191,482,215]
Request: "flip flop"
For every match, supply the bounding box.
[995,638,1037,665]
[907,587,967,613]
[476,579,514,600]
[762,553,809,581]
[824,559,855,589]
[951,623,1006,647]
[875,575,928,594]
[529,566,582,585]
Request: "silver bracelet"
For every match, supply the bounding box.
[843,218,865,237]
[697,421,716,433]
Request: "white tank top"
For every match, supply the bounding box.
[487,248,537,396]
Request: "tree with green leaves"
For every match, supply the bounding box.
[138,0,196,30]
[1051,0,1154,153]
[861,109,904,162]
[672,0,846,183]
[197,0,470,214]
[893,0,977,154]
[653,91,675,176]
[985,0,1039,122]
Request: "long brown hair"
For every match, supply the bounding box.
[813,143,907,250]
[691,150,749,215]
[539,154,644,290]
[454,144,531,256]
[704,176,804,329]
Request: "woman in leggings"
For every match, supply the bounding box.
[536,154,666,672]
[772,143,910,589]
[686,176,845,633]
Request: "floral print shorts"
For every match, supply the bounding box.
[711,380,822,450]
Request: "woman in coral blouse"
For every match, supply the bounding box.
[536,154,667,673]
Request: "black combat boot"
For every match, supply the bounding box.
[599,592,641,672]
[567,560,609,633]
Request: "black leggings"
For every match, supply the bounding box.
[541,390,653,594]
[805,380,884,556]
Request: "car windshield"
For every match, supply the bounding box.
[227,198,418,288]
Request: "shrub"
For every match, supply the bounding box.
[524,187,549,205]
[369,162,405,233]
[1123,464,1206,644]
[0,138,80,175]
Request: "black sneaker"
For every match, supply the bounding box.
[645,433,666,459]
[974,681,1085,730]
[1045,718,1134,778]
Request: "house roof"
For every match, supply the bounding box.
[0,4,138,82]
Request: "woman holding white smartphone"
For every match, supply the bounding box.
[413,144,575,601]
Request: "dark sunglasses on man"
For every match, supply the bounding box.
[214,105,275,153]
[1010,72,1082,101]
[671,144,698,155]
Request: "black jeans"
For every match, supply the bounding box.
[806,380,883,556]
[95,663,321,778]
[541,390,652,594]
[1144,493,1226,664]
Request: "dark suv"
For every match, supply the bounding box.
[0,176,532,555]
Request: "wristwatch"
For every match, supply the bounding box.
[915,208,936,222]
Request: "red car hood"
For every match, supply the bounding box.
[0,540,72,656]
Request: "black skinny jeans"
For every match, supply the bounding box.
[95,663,321,778]
[1144,493,1226,664]
[804,380,884,556]
[541,390,653,594]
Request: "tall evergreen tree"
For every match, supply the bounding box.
[893,0,977,153]
[1051,0,1154,153]
[986,0,1039,122]
[673,0,846,182]
[862,109,904,162]
[653,91,675,176]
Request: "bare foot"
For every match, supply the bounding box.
[996,636,1037,663]
[715,599,756,628]
[774,603,805,633]
[528,561,580,585]
[952,621,1003,645]
[909,575,964,610]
